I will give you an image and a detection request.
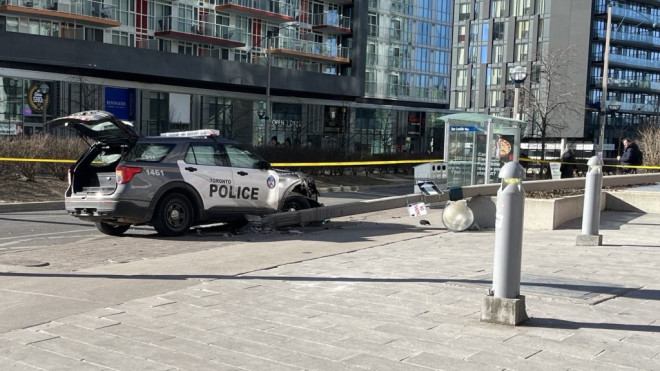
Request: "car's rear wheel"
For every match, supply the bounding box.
[153,193,193,236]
[95,222,130,236]
[280,193,311,212]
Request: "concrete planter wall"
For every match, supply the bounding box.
[468,191,657,231]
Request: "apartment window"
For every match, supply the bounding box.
[487,67,502,85]
[388,74,400,96]
[515,20,529,40]
[367,42,377,66]
[111,30,132,46]
[368,0,378,9]
[493,22,504,41]
[368,13,379,37]
[458,3,470,21]
[538,18,549,41]
[511,0,531,16]
[391,18,402,40]
[457,25,466,42]
[457,69,467,88]
[491,0,505,17]
[487,89,502,107]
[366,70,376,94]
[456,47,466,64]
[492,45,503,63]
[455,91,467,109]
[514,44,528,62]
[536,0,548,14]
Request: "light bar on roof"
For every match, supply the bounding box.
[161,129,220,138]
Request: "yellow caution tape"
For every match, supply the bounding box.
[2,156,658,170]
[0,157,76,163]
[271,159,444,167]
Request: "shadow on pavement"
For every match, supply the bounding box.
[525,317,660,333]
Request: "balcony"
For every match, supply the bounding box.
[325,0,352,4]
[154,16,246,47]
[269,36,350,64]
[311,12,350,34]
[610,4,659,29]
[593,29,659,49]
[215,0,295,23]
[0,0,120,27]
[608,53,660,70]
[592,76,660,92]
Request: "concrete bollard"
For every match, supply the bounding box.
[481,162,528,326]
[576,156,603,246]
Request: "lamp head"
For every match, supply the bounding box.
[510,65,527,85]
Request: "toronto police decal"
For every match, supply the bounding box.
[267,175,276,189]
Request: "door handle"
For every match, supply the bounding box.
[185,167,197,172]
[237,171,248,176]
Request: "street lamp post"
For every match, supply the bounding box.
[597,3,613,158]
[38,83,50,132]
[608,100,621,155]
[510,66,527,121]
[509,66,527,162]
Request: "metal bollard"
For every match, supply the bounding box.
[577,156,603,246]
[492,162,525,298]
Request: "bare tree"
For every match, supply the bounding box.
[519,46,584,161]
[636,124,660,170]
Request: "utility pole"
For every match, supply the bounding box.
[597,4,613,158]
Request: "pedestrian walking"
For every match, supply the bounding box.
[617,138,643,174]
[560,147,576,178]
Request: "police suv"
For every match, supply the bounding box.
[49,111,321,237]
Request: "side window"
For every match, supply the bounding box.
[224,144,263,169]
[185,144,227,166]
[127,143,175,162]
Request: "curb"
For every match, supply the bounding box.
[0,201,64,213]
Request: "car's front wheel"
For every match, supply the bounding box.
[152,193,194,236]
[95,222,131,236]
[280,193,311,212]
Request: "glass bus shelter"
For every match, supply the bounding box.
[440,113,526,187]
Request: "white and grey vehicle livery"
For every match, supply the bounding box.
[49,110,321,236]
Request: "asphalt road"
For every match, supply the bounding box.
[0,186,412,270]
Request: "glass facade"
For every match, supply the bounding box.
[364,1,452,103]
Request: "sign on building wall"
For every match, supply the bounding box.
[104,87,136,121]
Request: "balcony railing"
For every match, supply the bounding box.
[0,0,120,26]
[593,29,659,47]
[311,12,351,32]
[155,16,246,47]
[609,4,659,28]
[609,53,660,70]
[270,36,350,62]
[593,76,660,91]
[215,0,296,21]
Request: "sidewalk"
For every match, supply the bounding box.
[0,206,658,370]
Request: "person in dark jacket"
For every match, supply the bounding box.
[618,138,643,173]
[559,148,576,178]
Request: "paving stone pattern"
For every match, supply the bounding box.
[0,211,659,370]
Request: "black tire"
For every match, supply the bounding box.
[95,222,130,236]
[152,193,194,236]
[280,193,311,212]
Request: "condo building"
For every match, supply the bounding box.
[451,0,660,158]
[0,0,453,155]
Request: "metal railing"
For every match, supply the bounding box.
[273,36,349,59]
[4,0,119,21]
[311,12,351,29]
[157,16,246,43]
[216,0,296,17]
